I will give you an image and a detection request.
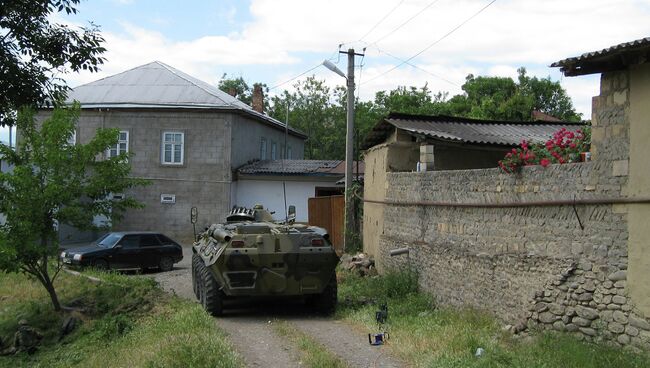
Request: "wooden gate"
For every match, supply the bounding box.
[308,195,344,255]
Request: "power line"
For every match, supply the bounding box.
[358,0,406,42]
[369,0,443,45]
[268,47,344,91]
[364,43,460,87]
[362,0,497,86]
[268,63,323,91]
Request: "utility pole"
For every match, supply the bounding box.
[344,49,356,253]
[323,48,364,252]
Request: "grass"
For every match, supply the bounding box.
[336,269,649,368]
[273,320,349,368]
[0,269,243,368]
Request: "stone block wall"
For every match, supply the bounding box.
[375,69,650,349]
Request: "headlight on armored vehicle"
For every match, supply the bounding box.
[73,254,83,261]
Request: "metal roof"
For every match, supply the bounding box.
[65,61,306,138]
[238,160,342,176]
[363,113,582,149]
[551,37,650,76]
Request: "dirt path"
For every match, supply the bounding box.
[147,245,404,368]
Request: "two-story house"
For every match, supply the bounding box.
[41,61,306,243]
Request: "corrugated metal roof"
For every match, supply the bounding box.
[238,160,342,175]
[363,113,582,149]
[65,61,306,138]
[551,37,650,76]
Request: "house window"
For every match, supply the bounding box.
[287,145,292,159]
[260,138,267,159]
[271,141,277,160]
[162,132,184,165]
[107,131,129,158]
[160,194,176,204]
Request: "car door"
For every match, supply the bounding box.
[113,234,142,269]
[139,234,163,268]
[157,234,179,260]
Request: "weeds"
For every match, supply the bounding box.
[273,320,348,368]
[0,270,242,368]
[337,268,649,368]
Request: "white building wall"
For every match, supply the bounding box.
[234,179,339,223]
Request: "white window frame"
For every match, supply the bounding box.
[271,141,277,160]
[160,194,176,204]
[260,137,267,160]
[107,130,129,158]
[161,131,184,165]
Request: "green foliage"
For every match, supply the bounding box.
[0,0,105,126]
[338,269,420,309]
[218,74,269,112]
[449,68,582,122]
[260,68,580,160]
[0,271,243,368]
[269,77,348,160]
[499,126,591,173]
[0,105,148,310]
[336,270,648,368]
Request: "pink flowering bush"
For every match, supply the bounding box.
[498,126,591,173]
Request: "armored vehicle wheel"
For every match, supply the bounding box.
[191,254,200,298]
[308,272,337,315]
[159,256,174,272]
[198,263,224,316]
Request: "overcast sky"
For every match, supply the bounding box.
[2,0,649,144]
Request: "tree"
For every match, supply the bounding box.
[218,75,252,104]
[218,74,269,111]
[269,77,345,160]
[0,0,105,127]
[516,68,581,121]
[446,69,581,121]
[0,105,148,311]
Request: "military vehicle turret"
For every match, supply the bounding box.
[192,204,339,316]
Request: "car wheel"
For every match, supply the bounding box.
[159,257,174,272]
[309,272,337,315]
[199,264,224,316]
[93,259,109,271]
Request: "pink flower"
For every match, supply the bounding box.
[540,159,550,167]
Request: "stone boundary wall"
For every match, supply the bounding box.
[377,163,650,349]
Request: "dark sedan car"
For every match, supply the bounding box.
[60,232,183,271]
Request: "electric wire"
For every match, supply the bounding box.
[357,0,406,42]
[364,43,460,86]
[268,47,342,91]
[369,0,443,46]
[362,0,497,86]
[268,63,322,91]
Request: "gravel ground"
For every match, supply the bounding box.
[147,245,404,368]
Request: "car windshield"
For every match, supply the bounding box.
[97,233,122,248]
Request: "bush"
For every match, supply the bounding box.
[499,126,591,173]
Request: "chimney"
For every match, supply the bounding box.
[252,84,264,113]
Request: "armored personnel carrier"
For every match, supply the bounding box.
[192,204,339,316]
